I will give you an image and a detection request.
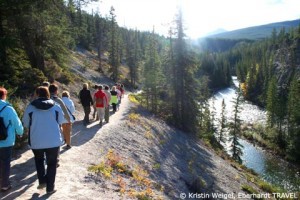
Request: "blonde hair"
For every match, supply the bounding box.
[83,83,88,89]
[62,90,70,98]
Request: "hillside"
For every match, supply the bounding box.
[206,19,300,40]
[1,50,268,200]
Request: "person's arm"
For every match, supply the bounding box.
[89,91,94,106]
[22,107,30,129]
[57,99,71,122]
[9,106,24,136]
[57,105,66,125]
[70,100,75,114]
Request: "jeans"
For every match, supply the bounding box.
[32,147,59,192]
[0,146,12,188]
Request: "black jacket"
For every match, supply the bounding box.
[79,88,93,107]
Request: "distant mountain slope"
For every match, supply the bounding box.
[206,19,300,40]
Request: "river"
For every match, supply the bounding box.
[209,76,300,192]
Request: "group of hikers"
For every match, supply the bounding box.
[79,83,125,126]
[0,81,125,195]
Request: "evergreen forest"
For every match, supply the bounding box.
[1,0,300,164]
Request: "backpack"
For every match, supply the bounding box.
[0,105,9,140]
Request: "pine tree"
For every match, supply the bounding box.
[125,31,136,86]
[108,6,119,81]
[266,77,278,128]
[218,99,227,145]
[229,88,244,163]
[169,8,200,133]
[94,13,106,73]
[286,77,300,162]
[143,29,162,113]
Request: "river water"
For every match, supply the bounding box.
[209,77,300,192]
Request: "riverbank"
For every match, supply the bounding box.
[210,77,300,192]
[242,124,300,168]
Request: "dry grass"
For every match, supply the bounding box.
[88,149,160,199]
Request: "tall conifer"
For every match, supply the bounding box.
[229,88,244,163]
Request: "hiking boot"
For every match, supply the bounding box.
[47,189,57,195]
[37,183,46,189]
[99,121,102,127]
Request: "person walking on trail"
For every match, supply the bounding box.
[110,86,118,113]
[91,84,98,120]
[120,84,125,98]
[61,90,75,149]
[22,86,65,195]
[49,84,71,123]
[116,84,122,105]
[0,87,24,192]
[103,85,111,123]
[79,83,93,126]
[115,84,122,110]
[49,84,70,166]
[94,85,108,126]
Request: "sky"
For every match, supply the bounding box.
[85,0,300,39]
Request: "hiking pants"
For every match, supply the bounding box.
[105,106,110,123]
[83,106,91,124]
[0,146,12,188]
[93,103,97,119]
[112,103,117,113]
[96,107,105,122]
[62,123,72,145]
[32,147,59,193]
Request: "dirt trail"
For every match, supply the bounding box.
[1,95,131,200]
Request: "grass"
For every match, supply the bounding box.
[153,163,161,170]
[128,94,139,104]
[88,149,159,199]
[241,185,264,200]
[128,113,140,122]
[88,161,113,178]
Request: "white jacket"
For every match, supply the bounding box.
[62,97,76,123]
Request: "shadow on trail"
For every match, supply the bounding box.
[70,106,124,148]
[1,119,102,199]
[1,147,37,200]
[70,120,102,147]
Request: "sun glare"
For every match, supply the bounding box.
[85,0,300,39]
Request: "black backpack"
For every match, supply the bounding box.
[0,105,9,140]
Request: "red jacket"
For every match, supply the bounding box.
[94,90,107,108]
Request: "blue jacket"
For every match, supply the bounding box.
[0,100,24,148]
[22,98,64,149]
